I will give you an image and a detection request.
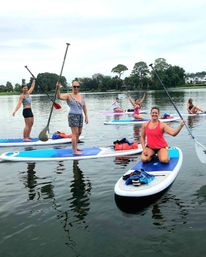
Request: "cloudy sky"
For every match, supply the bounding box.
[0,0,205,85]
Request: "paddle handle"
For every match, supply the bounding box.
[25,66,53,100]
[46,43,70,127]
[149,64,195,139]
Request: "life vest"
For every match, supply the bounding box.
[113,138,138,151]
[52,131,72,139]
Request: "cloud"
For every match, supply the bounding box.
[0,0,206,84]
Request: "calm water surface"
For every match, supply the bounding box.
[0,89,206,257]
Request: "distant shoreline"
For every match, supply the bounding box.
[0,84,206,95]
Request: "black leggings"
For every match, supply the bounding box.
[22,108,33,118]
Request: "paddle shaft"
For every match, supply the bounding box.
[25,65,59,105]
[46,43,70,127]
[149,64,195,140]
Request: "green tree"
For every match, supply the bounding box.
[154,58,169,71]
[111,64,128,79]
[131,61,149,89]
[0,85,5,92]
[14,83,21,92]
[5,81,13,92]
[36,72,67,92]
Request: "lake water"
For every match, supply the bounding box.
[0,89,206,257]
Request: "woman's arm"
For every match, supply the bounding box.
[139,93,146,104]
[163,120,184,136]
[83,103,88,124]
[56,83,69,100]
[28,79,36,94]
[12,95,24,116]
[140,123,147,150]
[128,95,135,107]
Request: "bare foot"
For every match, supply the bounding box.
[23,138,32,142]
[73,150,82,155]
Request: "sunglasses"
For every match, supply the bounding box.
[73,86,80,88]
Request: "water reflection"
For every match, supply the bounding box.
[69,160,92,223]
[193,185,206,205]
[20,161,91,252]
[115,191,188,231]
[133,124,141,142]
[187,115,202,128]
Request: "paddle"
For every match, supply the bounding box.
[149,63,206,164]
[25,65,61,109]
[39,43,70,141]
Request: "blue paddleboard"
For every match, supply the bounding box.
[104,117,180,125]
[114,147,183,197]
[0,144,143,162]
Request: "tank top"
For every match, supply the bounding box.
[22,94,32,108]
[67,96,84,115]
[145,121,168,149]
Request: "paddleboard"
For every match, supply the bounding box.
[101,110,147,116]
[0,136,84,147]
[114,147,183,197]
[0,144,143,162]
[104,116,180,125]
[182,112,206,117]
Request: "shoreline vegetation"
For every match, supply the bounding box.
[0,84,206,96]
[1,58,206,94]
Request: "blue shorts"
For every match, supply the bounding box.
[23,108,33,118]
[68,113,83,128]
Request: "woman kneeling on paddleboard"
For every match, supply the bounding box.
[56,81,88,155]
[12,79,36,141]
[128,93,146,120]
[141,106,184,163]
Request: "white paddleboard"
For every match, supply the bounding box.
[114,147,183,197]
[101,110,147,116]
[0,136,84,147]
[104,117,180,125]
[182,112,206,117]
[0,144,143,162]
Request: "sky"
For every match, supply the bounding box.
[0,0,206,85]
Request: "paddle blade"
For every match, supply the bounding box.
[39,126,49,141]
[53,102,61,109]
[195,140,206,164]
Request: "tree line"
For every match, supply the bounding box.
[0,58,205,93]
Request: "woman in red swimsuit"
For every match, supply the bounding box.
[141,106,184,163]
[128,93,146,120]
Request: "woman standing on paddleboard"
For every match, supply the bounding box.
[12,79,36,141]
[141,106,184,163]
[56,80,88,155]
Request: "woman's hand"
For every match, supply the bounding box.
[56,82,63,89]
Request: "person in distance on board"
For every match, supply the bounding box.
[140,106,184,163]
[112,97,124,113]
[56,80,88,155]
[127,92,146,120]
[187,98,204,114]
[12,79,36,141]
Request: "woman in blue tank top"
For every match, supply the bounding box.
[12,79,36,141]
[57,80,88,155]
